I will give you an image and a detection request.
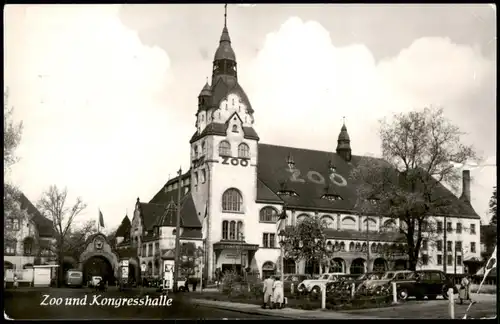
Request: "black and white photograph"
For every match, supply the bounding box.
[3,3,497,320]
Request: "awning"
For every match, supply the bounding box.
[213,241,259,251]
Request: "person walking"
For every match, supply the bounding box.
[13,274,19,289]
[459,275,471,304]
[262,275,275,309]
[272,275,284,309]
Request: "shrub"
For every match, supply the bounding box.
[220,270,241,295]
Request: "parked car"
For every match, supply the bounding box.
[361,270,414,292]
[297,273,344,295]
[395,270,457,300]
[345,272,384,289]
[283,274,311,292]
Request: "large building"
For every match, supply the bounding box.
[124,12,481,281]
[4,193,56,270]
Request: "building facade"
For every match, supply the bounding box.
[4,193,56,270]
[130,12,481,281]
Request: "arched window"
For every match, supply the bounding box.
[349,242,355,251]
[238,143,250,158]
[340,242,346,252]
[218,141,231,156]
[355,243,361,252]
[260,207,278,223]
[361,243,367,252]
[222,221,229,240]
[371,243,377,253]
[377,243,382,252]
[172,229,177,236]
[237,221,244,240]
[296,214,309,224]
[229,221,236,240]
[341,216,356,230]
[327,241,333,251]
[4,239,16,255]
[334,242,340,252]
[383,220,397,232]
[232,124,238,133]
[222,188,243,212]
[363,218,377,231]
[321,215,335,229]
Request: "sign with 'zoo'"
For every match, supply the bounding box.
[221,156,250,167]
[286,168,347,187]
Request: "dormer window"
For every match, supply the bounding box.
[321,194,343,201]
[286,153,295,170]
[328,160,336,173]
[232,124,238,133]
[277,189,299,197]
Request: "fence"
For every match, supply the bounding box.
[449,273,497,286]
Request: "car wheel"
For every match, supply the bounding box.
[398,288,409,301]
[311,286,321,297]
[178,286,185,292]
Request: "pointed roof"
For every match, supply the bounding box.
[115,215,131,237]
[214,6,236,61]
[199,81,212,97]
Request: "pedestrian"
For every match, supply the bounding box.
[459,275,471,304]
[262,275,275,309]
[272,275,284,309]
[13,274,19,289]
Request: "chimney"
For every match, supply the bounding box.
[460,170,471,203]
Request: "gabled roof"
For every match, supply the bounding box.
[256,143,479,218]
[137,190,202,232]
[209,76,254,114]
[180,228,202,239]
[17,193,54,237]
[190,122,259,143]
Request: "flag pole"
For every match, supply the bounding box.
[98,209,101,234]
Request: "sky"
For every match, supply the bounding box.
[4,4,497,231]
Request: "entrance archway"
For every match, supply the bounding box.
[350,258,366,275]
[373,258,387,272]
[83,255,115,284]
[262,261,275,279]
[4,261,14,270]
[330,258,345,273]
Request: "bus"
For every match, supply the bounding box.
[65,270,83,288]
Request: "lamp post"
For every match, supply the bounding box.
[278,230,286,288]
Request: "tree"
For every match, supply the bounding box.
[37,185,87,286]
[281,215,332,275]
[4,88,26,241]
[63,219,97,261]
[489,186,496,226]
[350,107,477,271]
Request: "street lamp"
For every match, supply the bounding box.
[278,230,286,286]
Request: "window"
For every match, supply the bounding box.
[455,241,462,251]
[232,124,238,133]
[201,141,206,155]
[437,221,443,233]
[218,141,231,156]
[340,242,346,252]
[322,215,335,229]
[437,254,443,265]
[222,220,243,241]
[222,188,243,212]
[5,240,16,255]
[296,214,308,224]
[447,254,453,266]
[222,221,228,240]
[470,242,476,253]
[341,216,356,230]
[194,172,199,186]
[447,222,452,232]
[422,239,428,250]
[421,220,429,232]
[148,243,153,257]
[194,145,198,158]
[422,254,429,265]
[470,224,476,234]
[200,169,206,184]
[447,241,452,252]
[371,243,377,253]
[23,239,33,256]
[263,233,276,248]
[349,242,355,251]
[260,207,278,223]
[437,240,443,252]
[155,242,159,255]
[456,223,462,234]
[6,218,20,231]
[142,244,146,256]
[238,143,250,158]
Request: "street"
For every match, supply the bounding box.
[4,287,277,320]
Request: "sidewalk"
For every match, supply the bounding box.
[189,298,381,319]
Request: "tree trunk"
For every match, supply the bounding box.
[408,256,418,271]
[58,253,64,287]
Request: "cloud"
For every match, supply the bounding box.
[242,17,495,221]
[5,5,175,224]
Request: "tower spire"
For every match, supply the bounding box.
[224,4,227,28]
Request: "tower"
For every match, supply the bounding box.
[189,5,259,281]
[336,118,352,161]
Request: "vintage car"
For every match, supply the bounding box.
[395,270,457,300]
[360,270,414,292]
[297,273,345,295]
[283,274,311,292]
